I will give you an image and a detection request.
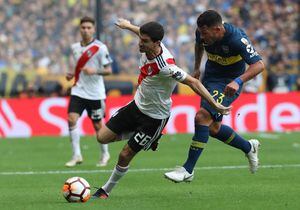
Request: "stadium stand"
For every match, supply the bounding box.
[0,0,299,97]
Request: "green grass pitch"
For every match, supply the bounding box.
[0,132,300,210]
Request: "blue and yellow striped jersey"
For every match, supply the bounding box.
[196,23,262,82]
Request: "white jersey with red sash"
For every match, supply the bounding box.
[70,39,112,100]
[134,42,187,119]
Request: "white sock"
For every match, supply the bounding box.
[102,165,129,194]
[70,126,81,157]
[100,143,109,155]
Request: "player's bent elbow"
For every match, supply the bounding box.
[103,66,112,75]
[106,69,113,75]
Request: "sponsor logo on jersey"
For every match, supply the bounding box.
[171,70,183,80]
[250,51,259,58]
[207,52,242,66]
[246,45,255,53]
[241,38,249,45]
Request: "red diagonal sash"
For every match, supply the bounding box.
[74,45,100,85]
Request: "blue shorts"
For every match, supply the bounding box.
[201,80,242,122]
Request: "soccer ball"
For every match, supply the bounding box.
[62,177,91,202]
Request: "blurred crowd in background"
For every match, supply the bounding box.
[0,0,299,97]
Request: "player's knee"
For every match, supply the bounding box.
[67,116,77,128]
[195,109,211,124]
[118,148,134,162]
[209,124,221,136]
[92,121,102,132]
[96,131,106,144]
[96,129,114,144]
[97,125,119,144]
[96,134,103,143]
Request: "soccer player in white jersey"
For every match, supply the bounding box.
[92,18,231,199]
[65,16,112,167]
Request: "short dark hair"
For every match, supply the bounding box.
[140,21,164,42]
[80,16,95,25]
[197,10,222,28]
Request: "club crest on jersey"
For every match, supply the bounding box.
[221,45,229,53]
[147,66,153,75]
[87,50,92,57]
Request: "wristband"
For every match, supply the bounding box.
[234,77,243,86]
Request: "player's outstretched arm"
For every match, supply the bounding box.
[115,18,140,36]
[182,74,231,115]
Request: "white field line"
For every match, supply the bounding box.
[257,133,280,139]
[1,164,300,176]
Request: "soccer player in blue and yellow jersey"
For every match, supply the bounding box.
[165,10,265,182]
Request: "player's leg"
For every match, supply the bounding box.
[207,81,260,173]
[210,122,260,173]
[93,104,168,198]
[98,99,166,145]
[93,143,137,199]
[96,124,119,143]
[94,121,166,198]
[93,101,137,198]
[209,122,251,153]
[165,81,230,182]
[87,99,110,167]
[165,107,212,182]
[92,120,110,167]
[96,101,138,144]
[97,128,134,143]
[65,96,85,167]
[183,108,213,172]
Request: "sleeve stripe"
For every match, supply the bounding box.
[155,55,167,68]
